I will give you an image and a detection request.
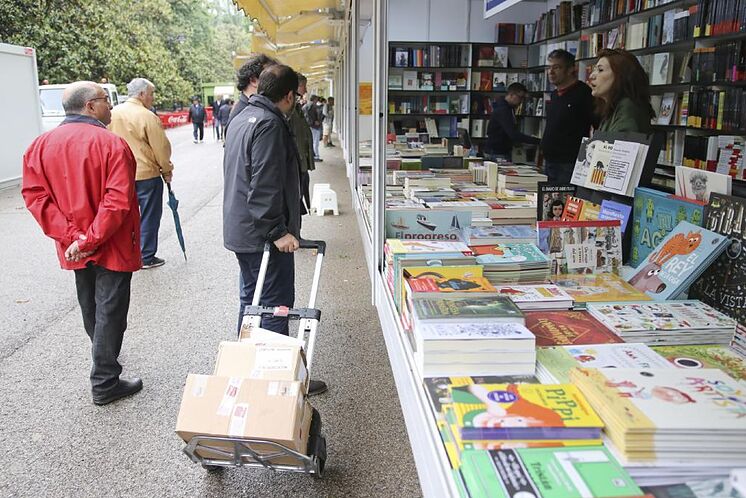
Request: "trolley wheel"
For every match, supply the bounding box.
[202,464,223,473]
[312,436,327,479]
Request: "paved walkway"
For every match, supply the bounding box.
[0,126,420,497]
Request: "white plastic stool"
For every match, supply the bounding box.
[316,188,339,216]
[311,183,331,213]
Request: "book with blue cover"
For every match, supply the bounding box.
[474,243,550,269]
[385,209,472,240]
[630,187,705,268]
[598,199,632,234]
[627,221,729,301]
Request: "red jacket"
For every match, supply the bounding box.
[22,116,142,272]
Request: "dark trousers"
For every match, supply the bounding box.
[192,122,204,141]
[236,250,295,335]
[74,264,132,395]
[544,160,575,184]
[136,176,163,263]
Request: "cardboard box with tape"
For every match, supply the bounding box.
[175,375,312,465]
[214,341,308,391]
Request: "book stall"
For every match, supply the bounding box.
[342,0,746,496]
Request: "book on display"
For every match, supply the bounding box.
[462,225,537,245]
[537,343,672,383]
[675,167,732,204]
[536,219,623,275]
[524,310,624,347]
[551,272,652,306]
[651,344,746,381]
[627,221,730,301]
[460,446,642,498]
[492,284,573,310]
[411,295,525,324]
[537,182,577,221]
[475,243,551,285]
[586,301,737,346]
[385,209,472,240]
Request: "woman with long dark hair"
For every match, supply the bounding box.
[589,49,655,134]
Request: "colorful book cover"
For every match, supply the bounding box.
[492,284,572,306]
[538,344,672,383]
[474,243,550,266]
[450,383,604,440]
[412,296,524,322]
[406,266,493,296]
[537,220,623,275]
[578,200,601,221]
[460,447,642,498]
[537,182,577,221]
[599,199,633,234]
[690,194,746,328]
[675,166,732,203]
[424,375,540,417]
[571,368,746,434]
[385,209,472,240]
[627,221,729,300]
[630,187,705,268]
[651,344,746,381]
[552,273,652,304]
[560,196,585,222]
[464,225,537,244]
[525,310,624,346]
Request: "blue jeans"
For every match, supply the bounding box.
[311,127,321,159]
[236,250,295,335]
[192,122,204,141]
[544,161,575,184]
[135,177,163,263]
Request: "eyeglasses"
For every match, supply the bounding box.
[88,95,111,103]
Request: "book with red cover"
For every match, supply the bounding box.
[524,310,624,346]
[561,196,584,221]
[479,72,493,91]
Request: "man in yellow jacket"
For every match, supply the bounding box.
[109,78,174,269]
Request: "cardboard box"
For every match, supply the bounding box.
[239,324,305,347]
[214,341,308,388]
[175,375,312,466]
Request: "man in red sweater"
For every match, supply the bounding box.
[23,81,144,405]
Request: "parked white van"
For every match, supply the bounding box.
[39,83,121,132]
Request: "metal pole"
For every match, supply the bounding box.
[371,0,387,305]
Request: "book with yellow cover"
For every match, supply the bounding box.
[400,264,483,312]
[551,273,651,306]
[651,344,746,380]
[449,383,604,441]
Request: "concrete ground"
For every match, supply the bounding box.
[0,125,420,497]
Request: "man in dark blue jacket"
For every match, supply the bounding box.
[223,64,327,396]
[485,83,540,161]
[188,98,206,143]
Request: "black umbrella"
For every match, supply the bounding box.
[166,182,187,260]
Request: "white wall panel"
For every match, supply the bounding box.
[429,0,468,41]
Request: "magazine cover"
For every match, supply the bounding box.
[630,187,705,268]
[651,344,746,380]
[385,209,472,240]
[524,310,624,346]
[537,220,623,275]
[689,193,746,327]
[627,221,729,300]
[537,182,577,221]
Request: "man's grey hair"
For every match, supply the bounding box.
[62,81,101,114]
[127,78,155,98]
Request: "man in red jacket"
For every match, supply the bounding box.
[23,81,144,406]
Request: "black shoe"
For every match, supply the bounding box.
[141,257,165,269]
[314,157,323,162]
[328,143,335,147]
[93,378,143,405]
[308,380,328,396]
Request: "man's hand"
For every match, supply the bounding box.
[273,233,299,253]
[64,240,95,262]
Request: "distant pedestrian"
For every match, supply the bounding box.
[212,96,223,141]
[485,82,540,161]
[541,49,594,183]
[22,81,143,405]
[323,96,335,147]
[188,97,206,143]
[226,53,278,133]
[289,73,315,211]
[305,95,323,162]
[109,78,174,269]
[218,98,233,140]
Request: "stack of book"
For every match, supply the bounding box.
[586,301,737,346]
[550,273,651,308]
[572,367,746,484]
[461,225,536,245]
[473,243,551,284]
[524,310,624,347]
[491,284,573,310]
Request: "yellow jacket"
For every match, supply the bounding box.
[109,97,174,182]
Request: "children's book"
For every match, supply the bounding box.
[460,446,642,498]
[473,243,550,269]
[492,284,573,310]
[627,221,729,300]
[537,343,672,383]
[524,310,624,346]
[675,166,732,203]
[630,187,705,268]
[537,220,623,275]
[537,182,577,221]
[424,375,540,419]
[551,273,651,305]
[689,194,746,328]
[412,296,524,324]
[450,383,604,441]
[463,225,536,245]
[385,209,472,240]
[651,344,746,380]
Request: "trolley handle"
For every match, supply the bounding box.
[263,239,326,255]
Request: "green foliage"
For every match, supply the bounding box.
[0,0,252,107]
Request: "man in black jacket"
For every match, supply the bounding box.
[485,83,540,161]
[223,64,327,396]
[226,53,278,132]
[541,49,594,183]
[188,97,206,143]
